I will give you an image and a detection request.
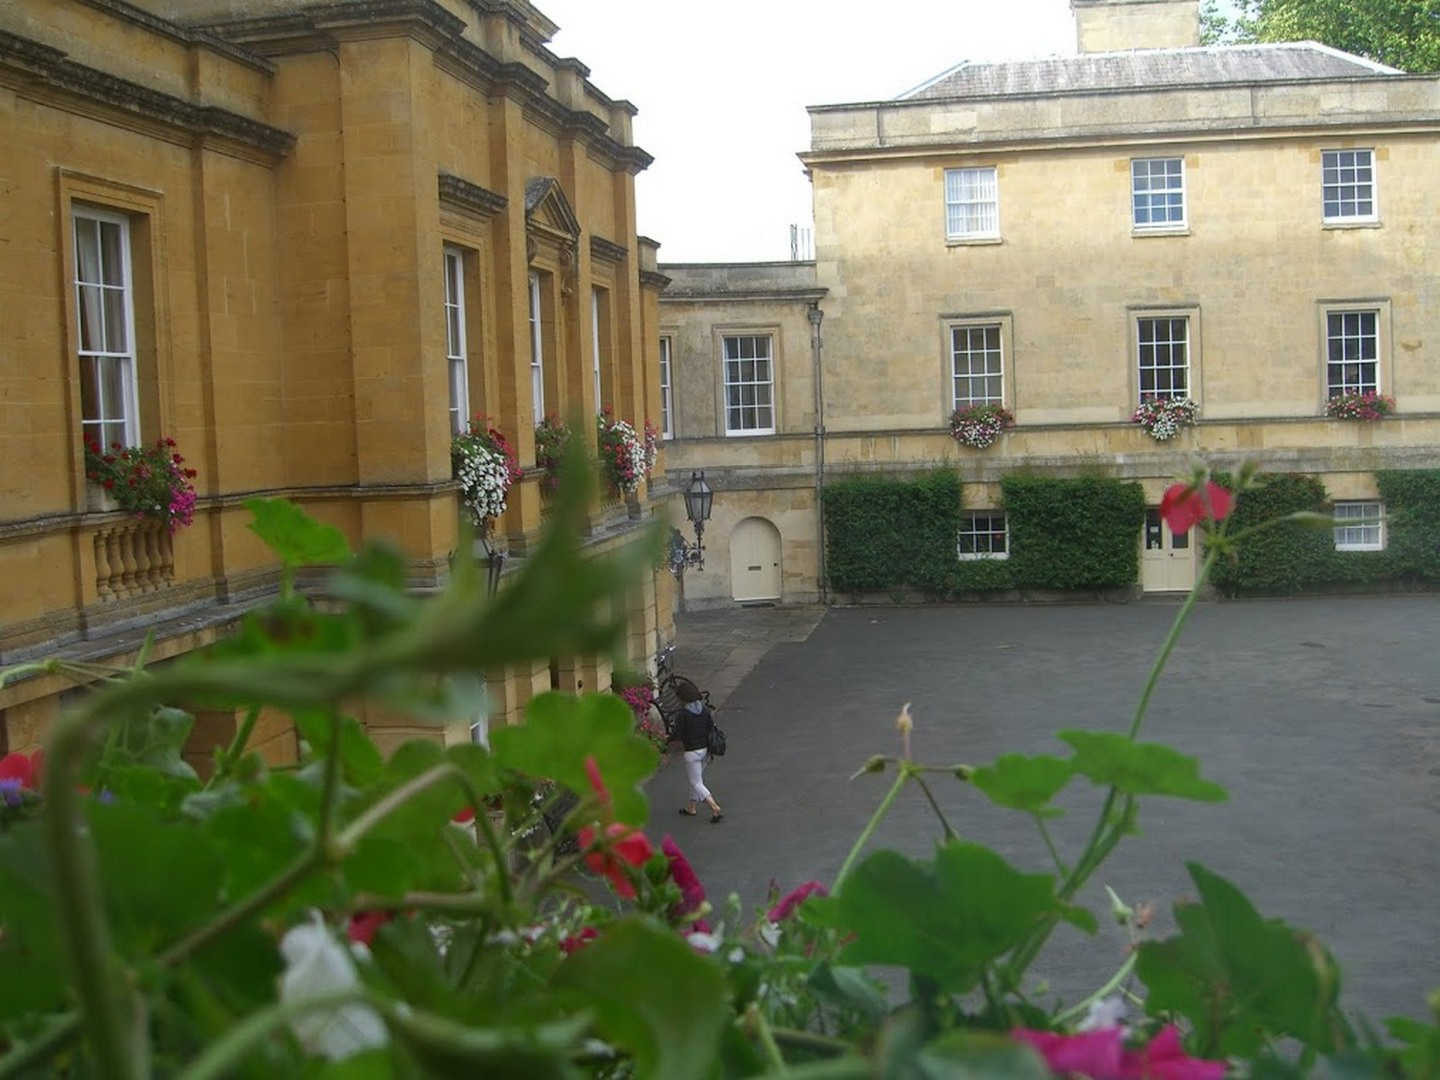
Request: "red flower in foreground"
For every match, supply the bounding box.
[560,926,599,955]
[0,748,44,790]
[1159,480,1233,535]
[768,880,828,923]
[661,834,707,916]
[585,753,612,814]
[578,822,653,899]
[1012,1025,1225,1080]
[346,910,393,947]
[452,805,476,823]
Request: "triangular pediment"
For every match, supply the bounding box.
[524,177,580,240]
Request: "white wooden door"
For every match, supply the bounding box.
[730,517,781,601]
[1140,509,1196,592]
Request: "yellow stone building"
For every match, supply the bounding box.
[0,0,676,761]
[663,0,1440,605]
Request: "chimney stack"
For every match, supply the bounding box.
[1071,0,1200,53]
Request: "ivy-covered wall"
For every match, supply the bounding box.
[822,471,963,594]
[823,471,1145,596]
[1209,470,1440,595]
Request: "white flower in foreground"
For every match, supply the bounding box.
[279,914,388,1061]
[686,930,721,953]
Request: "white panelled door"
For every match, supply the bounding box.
[1140,508,1196,592]
[730,517,782,602]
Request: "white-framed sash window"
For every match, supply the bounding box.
[528,271,545,421]
[443,247,468,435]
[659,335,674,438]
[74,207,139,449]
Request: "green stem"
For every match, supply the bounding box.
[156,850,319,968]
[42,708,143,1080]
[1035,815,1067,876]
[0,1012,81,1076]
[833,767,908,892]
[177,990,367,1080]
[1052,952,1137,1027]
[749,1004,789,1073]
[768,1027,852,1057]
[208,705,260,788]
[348,889,490,915]
[911,774,957,839]
[315,711,343,849]
[1126,546,1218,741]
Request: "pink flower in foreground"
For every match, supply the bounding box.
[1014,1027,1125,1078]
[1121,1026,1226,1080]
[1013,1026,1226,1080]
[0,749,43,791]
[560,926,599,955]
[584,754,611,813]
[347,910,393,947]
[768,880,828,923]
[1159,481,1233,535]
[661,835,707,925]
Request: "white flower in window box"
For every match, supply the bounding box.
[1131,397,1196,441]
[949,404,1015,449]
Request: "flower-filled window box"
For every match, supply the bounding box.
[83,436,198,531]
[1325,391,1395,421]
[949,403,1014,449]
[534,415,573,496]
[597,410,657,499]
[451,418,521,533]
[1131,396,1196,441]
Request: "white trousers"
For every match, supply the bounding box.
[683,748,711,803]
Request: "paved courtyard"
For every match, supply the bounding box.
[649,596,1440,1022]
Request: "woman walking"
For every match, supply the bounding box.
[672,681,723,823]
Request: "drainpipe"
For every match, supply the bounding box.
[808,302,827,605]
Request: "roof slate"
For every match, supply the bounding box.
[899,43,1400,101]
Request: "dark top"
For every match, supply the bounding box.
[673,705,712,753]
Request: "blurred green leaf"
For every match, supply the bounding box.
[808,963,889,1023]
[551,918,728,1080]
[969,753,1074,816]
[0,824,66,1016]
[491,693,656,825]
[1385,1015,1440,1077]
[1136,861,1343,1057]
[1058,730,1227,802]
[245,497,351,567]
[811,841,1082,993]
[88,800,225,955]
[295,711,383,789]
[918,1030,1051,1079]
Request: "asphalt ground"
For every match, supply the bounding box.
[648,596,1440,1023]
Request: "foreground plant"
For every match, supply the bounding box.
[0,457,1436,1078]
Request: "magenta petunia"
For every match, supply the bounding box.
[768,880,828,923]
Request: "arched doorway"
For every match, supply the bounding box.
[730,516,782,602]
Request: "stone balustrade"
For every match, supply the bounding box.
[93,518,174,602]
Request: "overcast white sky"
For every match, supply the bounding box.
[542,1,1081,263]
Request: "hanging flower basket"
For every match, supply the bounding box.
[949,403,1015,449]
[1131,396,1197,441]
[597,411,653,498]
[451,418,521,531]
[1325,391,1395,421]
[84,436,198,531]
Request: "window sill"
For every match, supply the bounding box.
[957,553,1009,561]
[1322,219,1382,230]
[1334,544,1385,552]
[723,430,777,438]
[945,236,1003,247]
[1132,226,1189,238]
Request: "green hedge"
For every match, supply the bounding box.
[1210,470,1440,595]
[999,474,1146,590]
[823,470,962,593]
[824,470,1146,596]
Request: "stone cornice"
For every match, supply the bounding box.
[73,0,274,73]
[661,287,829,304]
[590,235,628,264]
[437,171,508,218]
[195,0,653,173]
[0,30,294,158]
[639,269,672,291]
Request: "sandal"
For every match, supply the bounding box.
[710,812,724,824]
[678,807,697,816]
